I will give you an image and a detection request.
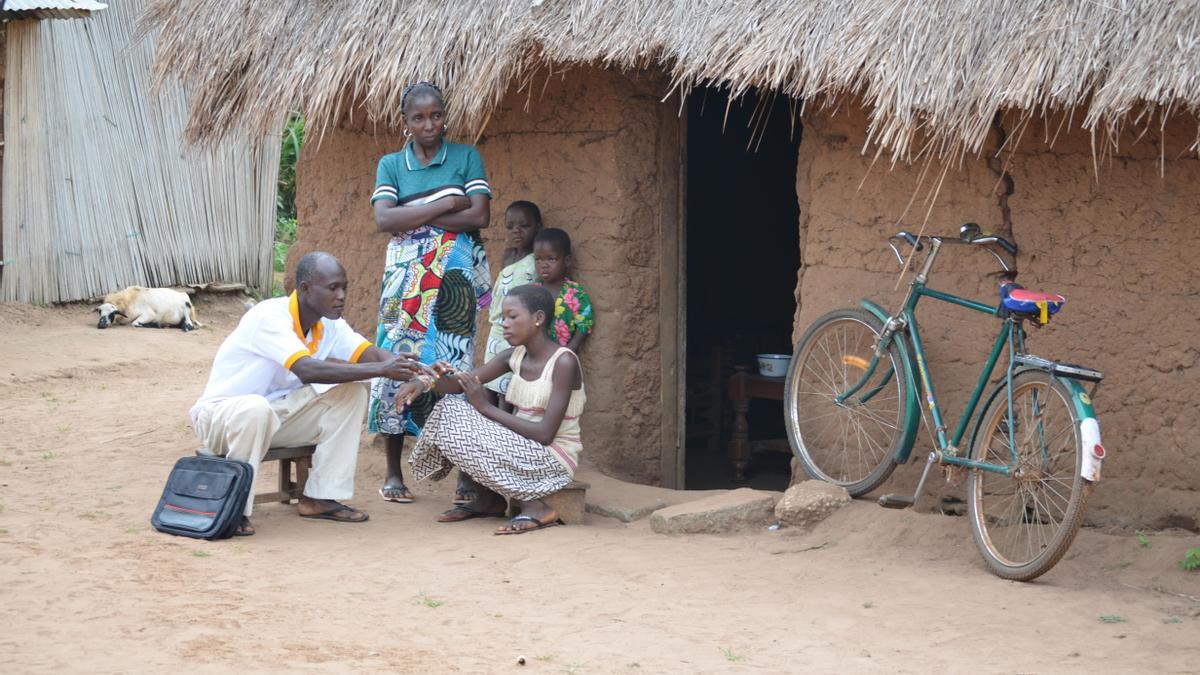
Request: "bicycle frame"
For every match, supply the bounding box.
[838,238,1080,477]
[853,298,1015,475]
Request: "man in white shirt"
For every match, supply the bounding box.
[190,252,424,535]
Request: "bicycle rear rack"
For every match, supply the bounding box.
[1014,353,1103,383]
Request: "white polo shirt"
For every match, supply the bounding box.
[190,293,372,422]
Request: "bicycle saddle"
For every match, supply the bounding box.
[999,282,1064,325]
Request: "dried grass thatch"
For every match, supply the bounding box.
[144,1,1200,162]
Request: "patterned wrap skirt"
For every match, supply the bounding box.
[369,227,491,436]
[409,397,572,501]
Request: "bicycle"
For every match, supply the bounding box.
[783,224,1106,581]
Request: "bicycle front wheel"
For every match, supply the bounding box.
[966,370,1091,581]
[784,308,908,496]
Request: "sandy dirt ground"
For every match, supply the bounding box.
[1,296,1197,673]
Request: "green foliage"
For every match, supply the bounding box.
[1180,547,1200,571]
[273,114,305,291]
[277,114,305,222]
[274,217,298,273]
[1098,615,1125,624]
[1137,531,1151,549]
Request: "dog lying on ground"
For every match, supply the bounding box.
[94,286,202,331]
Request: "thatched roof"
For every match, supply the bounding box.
[145,1,1200,161]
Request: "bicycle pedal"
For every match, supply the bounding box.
[878,494,915,509]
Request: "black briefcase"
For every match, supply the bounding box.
[150,455,254,539]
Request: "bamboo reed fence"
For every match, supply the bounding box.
[0,0,280,304]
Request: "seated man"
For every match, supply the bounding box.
[189,251,422,535]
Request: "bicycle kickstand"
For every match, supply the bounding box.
[878,451,938,509]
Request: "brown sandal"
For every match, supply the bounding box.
[495,514,562,535]
[437,505,506,523]
[299,503,369,523]
[234,516,255,537]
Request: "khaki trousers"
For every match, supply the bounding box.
[192,383,368,516]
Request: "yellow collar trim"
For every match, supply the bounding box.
[289,292,323,353]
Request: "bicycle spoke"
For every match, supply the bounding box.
[971,375,1085,576]
[790,314,904,489]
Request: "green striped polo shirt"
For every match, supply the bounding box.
[371,141,491,207]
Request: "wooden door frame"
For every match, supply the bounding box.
[657,98,687,488]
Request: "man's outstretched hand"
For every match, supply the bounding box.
[380,355,423,381]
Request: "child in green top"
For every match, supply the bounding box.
[533,228,594,354]
[485,201,543,396]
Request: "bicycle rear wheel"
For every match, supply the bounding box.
[784,308,907,496]
[966,370,1091,581]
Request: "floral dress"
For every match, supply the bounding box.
[544,278,594,347]
[367,141,492,435]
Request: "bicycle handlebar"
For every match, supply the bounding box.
[894,230,924,251]
[887,223,1017,273]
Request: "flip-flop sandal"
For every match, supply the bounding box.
[437,505,507,523]
[495,514,563,535]
[379,486,414,504]
[300,504,369,523]
[451,489,477,506]
[234,516,255,537]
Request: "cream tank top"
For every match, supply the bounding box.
[505,346,586,474]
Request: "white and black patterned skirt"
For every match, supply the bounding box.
[409,397,571,501]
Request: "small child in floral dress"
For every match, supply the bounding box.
[532,228,594,353]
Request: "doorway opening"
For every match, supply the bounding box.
[683,88,801,490]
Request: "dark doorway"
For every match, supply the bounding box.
[683,88,801,490]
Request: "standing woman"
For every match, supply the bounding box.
[369,81,492,503]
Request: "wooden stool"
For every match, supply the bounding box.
[253,445,316,505]
[507,479,590,524]
[195,445,316,505]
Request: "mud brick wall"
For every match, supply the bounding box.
[795,107,1200,529]
[291,66,673,482]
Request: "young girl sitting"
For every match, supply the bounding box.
[533,228,594,353]
[403,284,585,534]
[484,201,543,398]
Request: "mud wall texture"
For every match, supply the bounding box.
[795,107,1200,529]
[292,66,675,482]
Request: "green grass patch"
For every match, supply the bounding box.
[1180,547,1200,571]
[720,647,746,662]
[414,591,444,608]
